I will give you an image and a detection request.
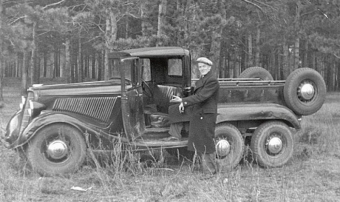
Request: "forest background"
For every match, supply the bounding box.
[0,0,339,101]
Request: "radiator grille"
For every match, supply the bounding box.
[53,97,117,122]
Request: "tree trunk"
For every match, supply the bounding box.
[52,46,58,78]
[326,56,333,91]
[64,38,71,83]
[86,55,90,78]
[92,52,96,79]
[248,33,253,67]
[302,40,308,67]
[104,9,118,80]
[271,49,276,79]
[255,27,260,66]
[43,51,47,77]
[157,0,167,45]
[183,0,192,45]
[30,21,39,85]
[294,37,300,69]
[53,46,60,78]
[0,0,3,104]
[84,55,87,78]
[104,15,110,81]
[77,36,83,82]
[0,60,4,105]
[0,60,3,104]
[336,60,340,91]
[210,30,220,76]
[141,0,152,37]
[282,37,289,79]
[226,52,231,78]
[97,50,103,81]
[294,0,301,70]
[22,51,29,96]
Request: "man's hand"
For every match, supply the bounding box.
[179,102,184,113]
[170,95,182,103]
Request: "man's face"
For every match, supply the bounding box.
[198,63,211,76]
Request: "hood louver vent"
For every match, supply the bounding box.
[53,97,117,122]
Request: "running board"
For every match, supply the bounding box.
[129,138,188,149]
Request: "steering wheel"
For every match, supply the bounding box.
[142,80,153,98]
[110,77,131,85]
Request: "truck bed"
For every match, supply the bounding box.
[217,79,286,105]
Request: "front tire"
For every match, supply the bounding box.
[215,123,245,170]
[27,124,87,176]
[250,121,293,168]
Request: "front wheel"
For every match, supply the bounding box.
[26,124,87,176]
[215,123,245,170]
[250,121,294,168]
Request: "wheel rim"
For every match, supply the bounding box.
[42,135,71,163]
[215,138,231,158]
[265,133,284,156]
[46,140,69,160]
[298,80,316,101]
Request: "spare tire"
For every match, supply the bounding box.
[284,68,326,116]
[239,66,273,80]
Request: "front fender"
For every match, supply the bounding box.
[13,111,125,149]
[217,103,301,129]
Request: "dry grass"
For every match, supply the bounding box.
[1,78,340,201]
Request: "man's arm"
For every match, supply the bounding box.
[182,78,219,107]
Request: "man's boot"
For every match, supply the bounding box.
[201,152,217,175]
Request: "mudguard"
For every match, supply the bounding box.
[216,103,301,129]
[12,111,127,149]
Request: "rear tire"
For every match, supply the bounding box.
[250,121,293,168]
[214,123,245,170]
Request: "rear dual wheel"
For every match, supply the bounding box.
[250,121,293,168]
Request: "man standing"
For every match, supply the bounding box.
[170,57,220,175]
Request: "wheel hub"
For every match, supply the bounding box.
[216,139,230,157]
[267,136,283,154]
[46,140,68,160]
[299,82,315,100]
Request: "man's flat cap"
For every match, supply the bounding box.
[196,57,213,66]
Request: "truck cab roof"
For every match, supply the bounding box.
[109,46,190,58]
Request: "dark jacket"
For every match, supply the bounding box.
[182,71,219,113]
[182,71,220,154]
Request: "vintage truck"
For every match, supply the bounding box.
[2,47,326,176]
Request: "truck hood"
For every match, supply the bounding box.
[29,80,130,96]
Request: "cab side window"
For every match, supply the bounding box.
[168,59,182,76]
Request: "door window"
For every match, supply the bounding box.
[109,58,141,87]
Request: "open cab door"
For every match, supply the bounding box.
[117,57,146,140]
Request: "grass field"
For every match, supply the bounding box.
[1,78,340,202]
